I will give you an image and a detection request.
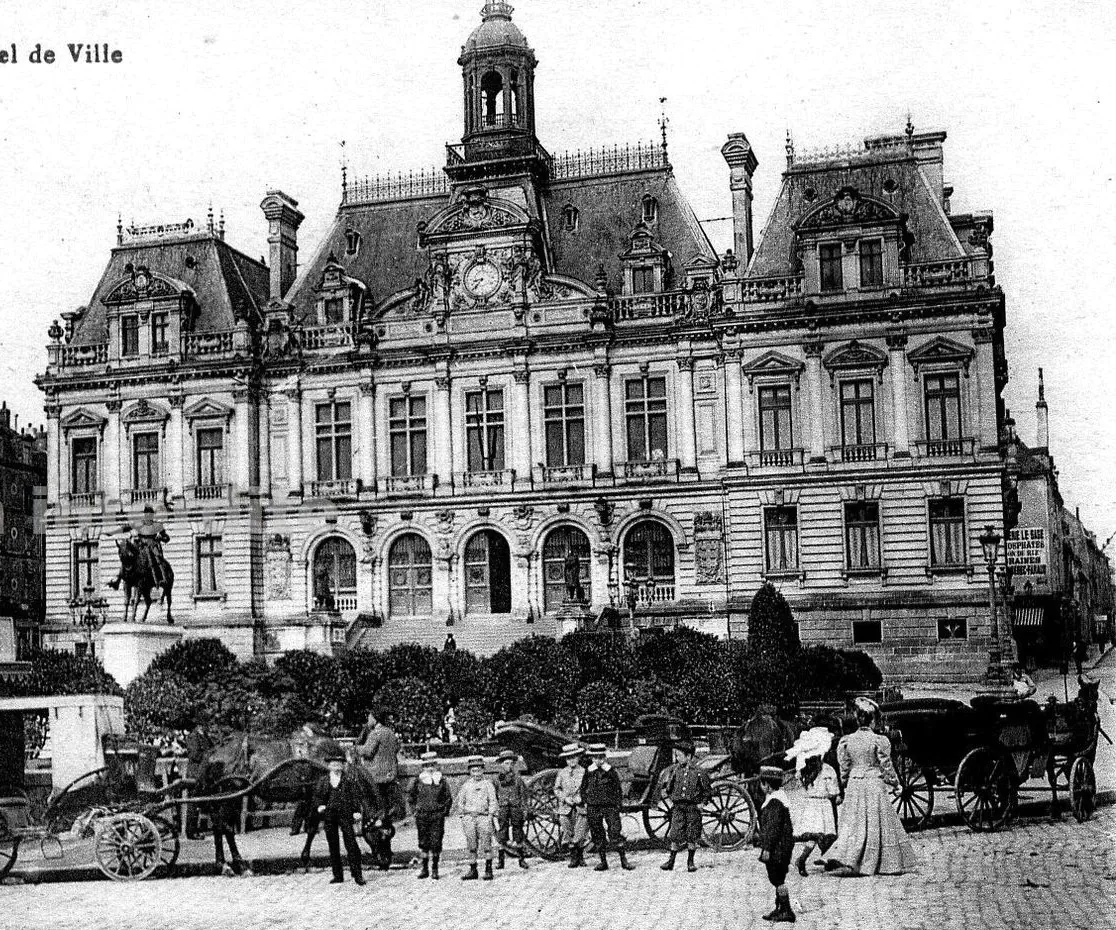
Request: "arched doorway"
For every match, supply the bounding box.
[622,520,676,604]
[542,526,592,612]
[388,533,433,617]
[312,536,357,612]
[464,530,511,615]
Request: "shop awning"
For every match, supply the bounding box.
[1013,606,1045,628]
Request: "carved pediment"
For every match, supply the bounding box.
[421,186,530,239]
[60,408,107,432]
[620,221,667,260]
[823,340,889,382]
[796,186,901,231]
[121,399,169,424]
[740,349,805,387]
[184,398,234,421]
[103,266,189,305]
[906,335,974,375]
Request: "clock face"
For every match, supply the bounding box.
[464,261,502,299]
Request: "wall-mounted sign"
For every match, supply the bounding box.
[1007,527,1047,577]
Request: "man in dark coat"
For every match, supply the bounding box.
[583,743,634,871]
[356,707,400,869]
[757,765,795,923]
[312,748,366,885]
[660,740,711,873]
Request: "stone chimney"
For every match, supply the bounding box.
[721,133,759,267]
[1035,368,1049,449]
[0,402,9,431]
[260,191,305,300]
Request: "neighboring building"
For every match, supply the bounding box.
[1006,374,1114,668]
[0,402,47,658]
[37,2,1012,681]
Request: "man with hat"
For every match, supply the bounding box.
[756,764,796,922]
[659,739,711,873]
[554,743,588,868]
[407,751,453,879]
[310,745,366,885]
[455,755,499,880]
[356,707,400,870]
[583,743,634,872]
[493,749,530,870]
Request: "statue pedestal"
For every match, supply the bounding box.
[101,623,183,687]
[555,601,593,637]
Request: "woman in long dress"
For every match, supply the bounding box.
[824,697,918,876]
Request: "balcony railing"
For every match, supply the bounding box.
[343,169,449,205]
[834,442,889,463]
[916,437,975,458]
[610,291,689,321]
[66,491,102,508]
[182,330,235,358]
[314,594,358,614]
[740,275,805,303]
[380,474,437,496]
[309,479,361,499]
[551,141,668,181]
[748,448,805,468]
[127,487,165,505]
[300,324,355,352]
[632,581,676,607]
[188,483,231,502]
[618,458,680,481]
[902,259,975,288]
[61,343,108,367]
[459,469,515,490]
[536,463,596,484]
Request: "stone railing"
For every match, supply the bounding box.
[380,474,437,496]
[66,491,102,508]
[309,479,361,499]
[633,581,676,607]
[618,458,680,481]
[748,448,805,468]
[916,437,975,458]
[61,343,108,367]
[740,275,805,303]
[127,487,165,505]
[459,469,515,490]
[902,259,975,288]
[535,463,596,484]
[834,442,889,463]
[188,483,231,502]
[182,330,235,358]
[610,291,689,321]
[315,594,359,614]
[300,324,355,352]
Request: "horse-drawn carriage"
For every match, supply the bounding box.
[882,681,1102,832]
[495,713,768,860]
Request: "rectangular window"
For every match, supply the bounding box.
[859,239,883,288]
[465,389,506,471]
[937,617,969,641]
[624,376,668,462]
[632,267,655,295]
[924,373,962,441]
[758,385,793,450]
[195,427,225,487]
[196,535,223,595]
[929,497,966,566]
[314,401,352,482]
[72,541,98,597]
[853,619,883,644]
[121,315,140,357]
[845,501,881,570]
[71,437,98,495]
[151,313,169,354]
[764,506,799,573]
[389,396,427,477]
[323,297,345,324]
[132,433,160,490]
[819,243,843,292]
[840,379,876,446]
[543,382,585,467]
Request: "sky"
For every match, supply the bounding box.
[1,0,1114,544]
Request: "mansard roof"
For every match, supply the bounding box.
[69,232,269,346]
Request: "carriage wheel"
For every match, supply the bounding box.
[151,815,180,876]
[1070,757,1096,823]
[955,747,1015,833]
[0,812,20,880]
[642,791,673,845]
[523,770,563,861]
[94,812,163,882]
[701,779,756,851]
[891,751,935,830]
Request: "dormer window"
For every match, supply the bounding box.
[345,229,361,257]
[151,312,169,355]
[642,195,659,224]
[859,239,883,288]
[323,297,345,325]
[819,243,843,292]
[562,204,579,232]
[121,315,140,357]
[632,267,656,295]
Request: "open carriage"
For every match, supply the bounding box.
[495,714,758,860]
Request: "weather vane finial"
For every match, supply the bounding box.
[659,97,670,156]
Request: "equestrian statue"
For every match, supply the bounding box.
[109,504,175,623]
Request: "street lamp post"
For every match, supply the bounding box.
[979,525,1008,685]
[68,585,109,656]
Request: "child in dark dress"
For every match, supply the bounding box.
[757,765,796,923]
[406,751,453,880]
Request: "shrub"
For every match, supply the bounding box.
[793,644,882,699]
[373,676,442,742]
[747,583,800,656]
[482,636,579,725]
[452,697,494,742]
[575,680,632,731]
[335,650,386,730]
[635,627,725,685]
[561,632,638,689]
[146,638,239,685]
[0,648,123,698]
[731,641,800,718]
[124,670,201,740]
[438,650,488,705]
[263,650,340,727]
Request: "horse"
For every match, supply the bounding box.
[729,704,799,776]
[113,536,174,624]
[1046,678,1102,821]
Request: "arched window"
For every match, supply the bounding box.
[509,69,520,123]
[623,520,675,604]
[642,195,659,224]
[312,537,357,612]
[542,526,592,612]
[561,204,579,232]
[345,229,361,257]
[481,71,504,127]
[464,530,511,614]
[388,533,433,617]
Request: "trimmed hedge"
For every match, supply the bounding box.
[0,649,122,699]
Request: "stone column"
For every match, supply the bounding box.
[886,332,911,457]
[257,393,271,497]
[285,386,303,496]
[972,327,997,452]
[724,352,745,465]
[434,375,453,489]
[232,389,252,494]
[676,357,697,471]
[358,382,376,491]
[45,404,61,509]
[104,398,122,506]
[511,367,532,483]
[804,341,826,462]
[593,363,614,476]
[167,392,185,500]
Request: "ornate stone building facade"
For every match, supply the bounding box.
[37,2,1010,680]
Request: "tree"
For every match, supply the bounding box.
[482,636,579,726]
[146,638,238,685]
[747,583,800,656]
[0,649,122,698]
[373,676,442,742]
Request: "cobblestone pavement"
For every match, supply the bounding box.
[5,808,1116,930]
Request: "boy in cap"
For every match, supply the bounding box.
[554,743,588,868]
[584,743,634,871]
[494,749,530,870]
[757,765,796,923]
[659,740,710,873]
[407,751,453,880]
[311,747,366,885]
[455,755,499,880]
